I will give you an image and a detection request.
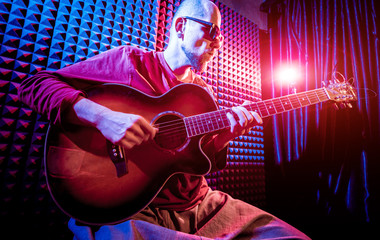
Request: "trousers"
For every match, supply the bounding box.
[69,188,311,240]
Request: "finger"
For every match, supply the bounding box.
[123,131,144,146]
[251,111,263,125]
[237,106,253,122]
[129,122,146,140]
[232,106,248,127]
[119,138,136,150]
[242,100,251,106]
[226,112,237,133]
[137,117,157,140]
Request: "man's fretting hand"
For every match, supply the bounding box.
[213,101,262,152]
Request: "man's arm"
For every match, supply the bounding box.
[70,97,158,150]
[19,71,157,151]
[18,71,85,125]
[192,79,262,152]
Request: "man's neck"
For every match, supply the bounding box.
[163,47,192,82]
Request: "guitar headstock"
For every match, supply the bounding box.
[324,81,357,107]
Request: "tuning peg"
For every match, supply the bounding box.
[340,103,347,109]
[322,81,326,87]
[347,103,353,108]
[333,103,340,110]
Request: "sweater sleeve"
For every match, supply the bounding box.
[18,70,85,125]
[18,46,139,125]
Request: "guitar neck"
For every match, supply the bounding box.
[184,87,330,137]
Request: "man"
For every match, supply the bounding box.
[18,0,310,239]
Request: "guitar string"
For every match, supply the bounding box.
[152,110,226,128]
[152,112,228,132]
[154,100,322,134]
[155,109,233,136]
[153,94,322,136]
[154,113,230,136]
[154,105,320,137]
[155,97,327,136]
[152,88,326,128]
[154,89,329,136]
[154,97,316,137]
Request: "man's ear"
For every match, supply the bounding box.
[175,17,186,38]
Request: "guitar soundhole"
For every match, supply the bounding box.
[153,113,188,150]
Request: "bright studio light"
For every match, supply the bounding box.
[276,66,300,85]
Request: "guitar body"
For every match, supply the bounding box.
[44,83,218,225]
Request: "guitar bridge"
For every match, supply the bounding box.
[107,141,128,177]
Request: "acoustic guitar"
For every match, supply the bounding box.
[44,82,357,225]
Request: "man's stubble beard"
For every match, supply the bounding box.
[182,45,208,73]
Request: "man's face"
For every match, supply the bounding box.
[181,10,223,72]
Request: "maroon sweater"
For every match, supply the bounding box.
[18,45,227,211]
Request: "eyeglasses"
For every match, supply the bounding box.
[183,16,223,41]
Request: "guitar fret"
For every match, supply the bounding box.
[191,117,197,136]
[196,116,203,134]
[316,89,329,101]
[194,116,200,134]
[187,117,193,136]
[221,110,230,128]
[272,98,285,113]
[264,100,277,115]
[208,113,217,132]
[200,115,207,133]
[184,117,193,137]
[313,91,321,103]
[191,116,199,135]
[218,110,228,129]
[289,95,301,108]
[203,115,209,133]
[210,113,216,131]
[279,96,293,111]
[216,111,225,130]
[316,90,325,101]
[257,102,269,117]
[249,103,261,116]
[212,112,220,130]
[306,91,319,104]
[297,92,310,106]
[203,113,211,132]
[196,115,205,134]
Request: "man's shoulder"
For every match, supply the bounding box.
[83,45,151,64]
[114,45,160,62]
[115,45,149,55]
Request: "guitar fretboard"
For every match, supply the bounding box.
[184,88,330,137]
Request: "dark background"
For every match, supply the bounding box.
[1,0,379,239]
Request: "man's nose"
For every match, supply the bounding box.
[210,35,224,49]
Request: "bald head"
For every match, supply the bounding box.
[171,0,221,32]
[174,0,217,18]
